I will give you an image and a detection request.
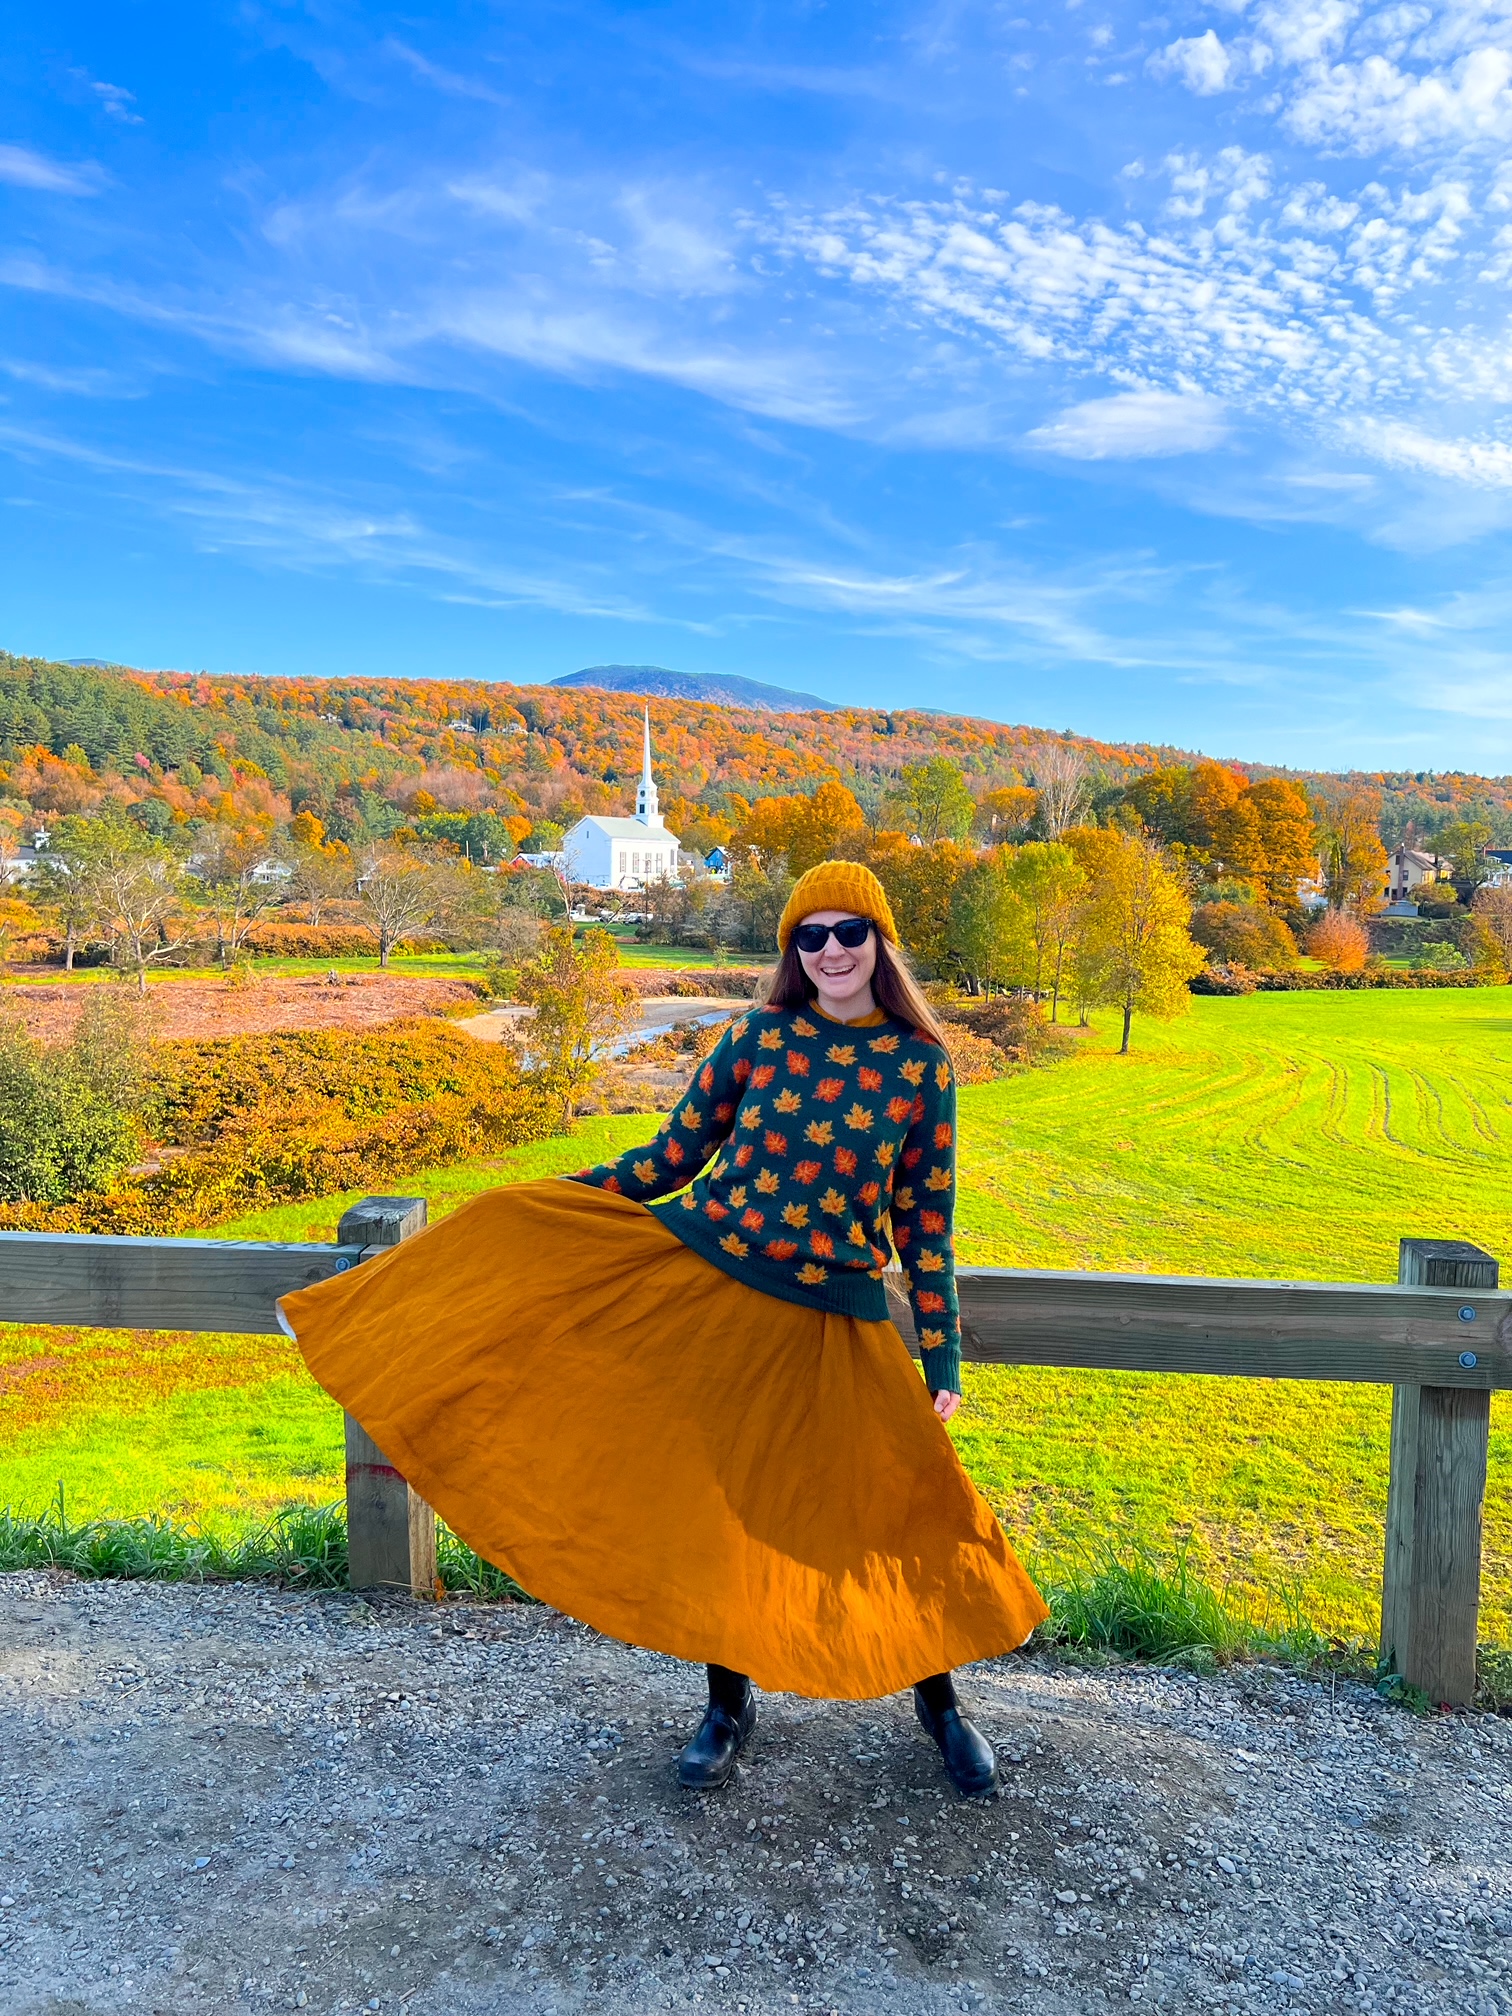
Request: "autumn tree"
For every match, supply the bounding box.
[1124,765,1195,845]
[1434,819,1494,889]
[1246,777,1318,908]
[1316,793,1387,914]
[1002,843,1087,1008]
[1125,763,1316,907]
[1307,908,1370,973]
[514,925,633,1123]
[1071,831,1206,1054]
[973,785,1039,844]
[1190,901,1299,970]
[732,780,865,876]
[890,758,975,844]
[859,834,971,977]
[946,854,1022,994]
[722,852,796,954]
[1471,883,1512,972]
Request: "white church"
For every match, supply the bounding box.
[562,708,681,890]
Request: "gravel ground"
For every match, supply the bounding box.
[4,1571,1511,2016]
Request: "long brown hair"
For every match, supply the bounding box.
[759,926,948,1046]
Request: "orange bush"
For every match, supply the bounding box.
[1306,909,1371,973]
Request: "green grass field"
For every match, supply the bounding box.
[3,989,1509,1641]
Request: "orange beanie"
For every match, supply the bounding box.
[777,861,900,952]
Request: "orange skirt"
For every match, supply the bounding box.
[278,1178,1047,1699]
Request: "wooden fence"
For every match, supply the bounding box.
[2,1200,1505,1705]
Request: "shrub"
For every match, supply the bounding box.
[1192,966,1501,993]
[242,921,377,957]
[938,994,1072,1067]
[0,1019,560,1233]
[1189,963,1258,995]
[1307,909,1371,973]
[0,990,152,1202]
[1190,901,1299,970]
[940,1024,1012,1085]
[1413,942,1468,971]
[612,967,767,999]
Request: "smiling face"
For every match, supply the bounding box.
[794,910,878,1017]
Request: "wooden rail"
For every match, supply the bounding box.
[1,1208,1502,1705]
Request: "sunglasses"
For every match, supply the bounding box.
[793,917,873,954]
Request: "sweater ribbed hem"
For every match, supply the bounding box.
[919,1345,961,1398]
[651,1203,890,1324]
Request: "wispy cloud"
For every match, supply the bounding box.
[382,39,511,108]
[0,144,102,195]
[1029,389,1230,460]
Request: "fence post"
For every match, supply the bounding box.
[337,1197,437,1598]
[1380,1238,1497,1704]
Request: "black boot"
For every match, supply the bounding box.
[913,1672,998,1798]
[677,1665,756,1791]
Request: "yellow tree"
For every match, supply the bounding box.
[1073,831,1206,1054]
[859,833,971,976]
[733,780,865,876]
[514,925,634,1123]
[1002,842,1087,1008]
[946,851,1025,993]
[972,785,1039,844]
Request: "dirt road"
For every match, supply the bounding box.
[3,1572,1510,2015]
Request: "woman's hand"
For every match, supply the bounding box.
[933,1389,961,1423]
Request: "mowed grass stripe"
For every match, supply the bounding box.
[1,992,1509,1639]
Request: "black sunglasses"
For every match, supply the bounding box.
[793,917,873,954]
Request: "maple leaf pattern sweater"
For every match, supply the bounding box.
[570,1004,962,1394]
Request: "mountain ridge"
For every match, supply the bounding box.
[551,665,836,713]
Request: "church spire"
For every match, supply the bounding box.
[635,704,661,827]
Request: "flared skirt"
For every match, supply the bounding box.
[277,1178,1047,1699]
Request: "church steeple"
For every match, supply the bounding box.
[635,704,661,827]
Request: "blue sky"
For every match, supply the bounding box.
[5,2,1512,770]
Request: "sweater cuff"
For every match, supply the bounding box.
[921,1342,961,1396]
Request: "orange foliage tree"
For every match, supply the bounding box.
[1307,909,1371,972]
[732,780,866,876]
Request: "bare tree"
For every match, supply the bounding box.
[93,833,187,993]
[356,848,447,967]
[285,842,353,925]
[193,823,278,963]
[1027,741,1089,839]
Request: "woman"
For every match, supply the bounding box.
[278,861,1046,1798]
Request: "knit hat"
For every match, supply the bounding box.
[777,861,899,952]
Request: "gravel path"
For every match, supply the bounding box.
[4,1571,1511,2016]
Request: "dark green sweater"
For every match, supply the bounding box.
[571,1002,962,1394]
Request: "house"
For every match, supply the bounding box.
[1385,846,1448,903]
[562,708,681,890]
[0,830,51,885]
[1484,848,1512,888]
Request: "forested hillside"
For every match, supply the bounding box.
[3,652,1509,846]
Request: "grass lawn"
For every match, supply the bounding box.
[3,989,1509,1641]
